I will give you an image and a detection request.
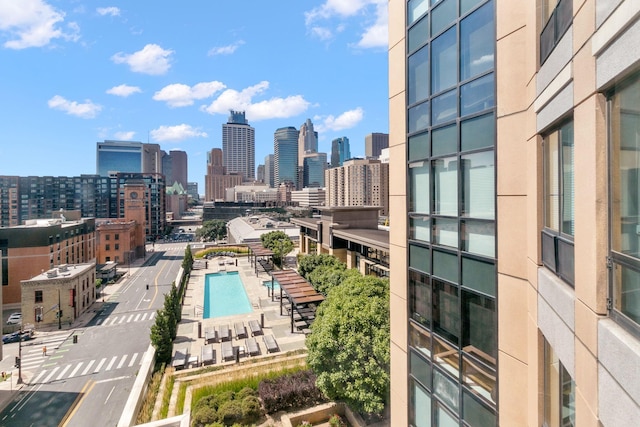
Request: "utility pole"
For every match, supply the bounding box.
[58,289,61,330]
[16,325,23,384]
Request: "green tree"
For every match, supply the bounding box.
[163,292,178,340]
[306,274,390,415]
[260,230,294,268]
[150,309,173,364]
[297,253,344,279]
[182,244,194,273]
[196,220,227,242]
[308,266,362,295]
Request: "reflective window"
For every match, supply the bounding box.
[410,321,432,358]
[612,263,640,325]
[410,380,432,427]
[460,1,494,81]
[411,351,432,390]
[431,28,457,94]
[409,16,430,53]
[433,249,458,284]
[409,45,430,105]
[462,220,495,258]
[409,131,430,161]
[408,0,430,25]
[410,161,430,213]
[544,339,576,427]
[410,270,432,327]
[410,215,431,242]
[432,124,457,157]
[462,150,495,219]
[409,101,430,133]
[544,120,574,235]
[463,391,497,426]
[431,0,456,37]
[410,244,431,274]
[461,113,495,151]
[433,217,458,248]
[434,335,460,378]
[462,289,496,365]
[433,277,460,343]
[462,257,496,296]
[433,157,458,216]
[461,0,484,15]
[461,73,495,117]
[432,89,457,125]
[434,373,460,415]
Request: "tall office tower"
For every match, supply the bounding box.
[264,154,275,188]
[162,150,188,189]
[298,118,318,165]
[96,140,162,177]
[365,132,389,159]
[303,152,327,188]
[205,148,236,202]
[390,1,640,426]
[330,137,351,168]
[256,164,265,183]
[274,127,300,188]
[187,182,199,201]
[324,159,388,216]
[222,110,255,180]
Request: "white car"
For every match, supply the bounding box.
[6,313,21,325]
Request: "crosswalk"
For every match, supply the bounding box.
[29,352,143,384]
[95,311,155,327]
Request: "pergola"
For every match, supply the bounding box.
[270,270,325,333]
[247,243,274,276]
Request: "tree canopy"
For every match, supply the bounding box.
[260,230,293,267]
[306,274,390,415]
[297,253,345,280]
[196,220,227,242]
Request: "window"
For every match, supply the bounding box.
[410,270,432,328]
[540,0,572,64]
[115,233,119,240]
[543,339,575,427]
[115,244,119,250]
[542,120,574,286]
[105,234,110,240]
[35,290,43,303]
[610,75,640,327]
[105,244,110,251]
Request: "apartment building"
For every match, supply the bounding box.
[389,0,640,426]
[325,158,389,216]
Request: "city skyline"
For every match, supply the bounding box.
[0,1,389,192]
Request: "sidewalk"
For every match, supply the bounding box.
[0,254,149,411]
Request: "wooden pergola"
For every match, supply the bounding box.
[270,270,325,333]
[247,243,275,276]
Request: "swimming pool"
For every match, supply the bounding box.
[204,272,253,318]
[262,280,280,290]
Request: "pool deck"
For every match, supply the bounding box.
[174,255,307,368]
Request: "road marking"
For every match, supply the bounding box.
[127,314,134,322]
[128,353,138,367]
[134,313,141,322]
[31,370,46,384]
[104,385,115,404]
[96,375,130,384]
[96,318,103,325]
[118,316,125,324]
[56,364,72,380]
[105,355,117,371]
[116,355,127,370]
[149,312,155,320]
[82,360,95,376]
[43,367,59,383]
[141,312,148,321]
[60,380,95,427]
[94,358,106,373]
[69,362,83,378]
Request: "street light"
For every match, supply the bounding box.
[16,325,23,385]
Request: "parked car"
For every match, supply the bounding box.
[2,331,31,344]
[6,312,21,325]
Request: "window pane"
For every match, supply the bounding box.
[410,161,430,213]
[611,77,640,256]
[462,220,495,257]
[460,1,494,81]
[461,0,483,15]
[461,73,495,117]
[410,321,432,358]
[433,157,458,216]
[409,0,430,25]
[432,89,458,125]
[462,289,496,364]
[544,130,560,230]
[432,124,458,157]
[431,0,456,37]
[433,277,460,343]
[461,113,495,151]
[409,16,429,53]
[433,249,458,283]
[411,351,432,390]
[463,391,497,427]
[409,45,430,105]
[409,131,430,161]
[410,270,432,327]
[411,380,432,427]
[409,101,430,133]
[462,257,496,296]
[561,363,576,427]
[434,335,460,378]
[613,263,640,324]
[434,373,460,415]
[410,243,431,273]
[462,150,495,219]
[433,217,458,248]
[431,28,457,94]
[411,215,431,241]
[561,121,574,236]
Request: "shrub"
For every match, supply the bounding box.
[217,400,243,425]
[191,405,217,427]
[235,386,257,401]
[258,370,327,413]
[241,395,262,422]
[329,414,347,427]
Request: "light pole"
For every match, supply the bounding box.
[16,325,23,385]
[58,289,61,330]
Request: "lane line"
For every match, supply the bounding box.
[60,379,95,427]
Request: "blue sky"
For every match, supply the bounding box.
[0,1,389,192]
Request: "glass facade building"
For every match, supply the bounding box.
[274,127,299,188]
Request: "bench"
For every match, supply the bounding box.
[263,334,279,353]
[201,345,215,366]
[248,319,263,336]
[221,341,234,361]
[219,324,230,342]
[234,322,247,339]
[246,337,260,356]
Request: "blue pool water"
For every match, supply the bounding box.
[204,272,253,318]
[262,280,280,290]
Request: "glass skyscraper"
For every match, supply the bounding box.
[330,136,351,168]
[274,126,299,188]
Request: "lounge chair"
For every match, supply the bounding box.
[248,319,263,336]
[246,337,260,356]
[219,324,230,342]
[221,341,234,361]
[204,328,217,344]
[201,345,215,366]
[171,348,188,370]
[234,322,246,339]
[263,334,279,353]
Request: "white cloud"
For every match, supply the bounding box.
[111,44,174,75]
[48,95,102,119]
[106,84,141,97]
[96,7,120,17]
[114,131,136,140]
[153,81,226,108]
[208,40,245,56]
[0,0,80,49]
[201,81,310,121]
[305,0,387,48]
[315,107,364,133]
[150,124,208,142]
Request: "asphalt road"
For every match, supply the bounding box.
[0,243,187,427]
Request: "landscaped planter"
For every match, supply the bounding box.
[282,402,365,427]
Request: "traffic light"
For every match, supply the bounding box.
[14,357,20,368]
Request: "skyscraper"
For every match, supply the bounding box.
[274,127,299,188]
[96,140,162,177]
[162,150,188,189]
[222,111,255,180]
[205,148,242,202]
[303,152,327,188]
[330,137,351,168]
[365,133,389,159]
[264,154,275,188]
[298,118,318,165]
